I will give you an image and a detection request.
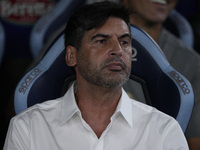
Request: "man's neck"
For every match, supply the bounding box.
[75,82,122,138]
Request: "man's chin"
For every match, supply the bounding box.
[98,77,129,89]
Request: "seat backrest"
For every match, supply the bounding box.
[15,25,194,132]
[30,0,86,58]
[0,22,5,65]
[164,9,194,48]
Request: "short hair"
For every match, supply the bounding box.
[64,1,132,50]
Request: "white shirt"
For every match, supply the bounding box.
[4,83,189,150]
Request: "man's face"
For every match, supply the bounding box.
[76,17,132,88]
[124,0,178,24]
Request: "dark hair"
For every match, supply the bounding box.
[64,1,132,50]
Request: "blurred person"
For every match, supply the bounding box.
[122,0,200,149]
[3,1,189,149]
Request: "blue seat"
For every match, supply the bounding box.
[14,25,194,133]
[30,0,86,58]
[0,22,5,65]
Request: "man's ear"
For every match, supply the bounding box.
[65,46,77,67]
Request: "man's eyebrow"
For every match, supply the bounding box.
[91,34,110,41]
[90,33,131,41]
[119,33,131,40]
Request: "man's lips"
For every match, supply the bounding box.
[103,57,127,71]
[106,62,124,71]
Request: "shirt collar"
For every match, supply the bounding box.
[60,82,80,125]
[60,83,133,127]
[114,88,133,128]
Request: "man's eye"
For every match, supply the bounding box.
[120,40,129,46]
[97,39,106,44]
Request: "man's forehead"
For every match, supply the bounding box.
[98,17,129,30]
[86,17,130,38]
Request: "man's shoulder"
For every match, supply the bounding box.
[130,98,174,121]
[159,28,200,69]
[159,29,194,52]
[162,29,198,52]
[12,97,63,124]
[123,88,174,122]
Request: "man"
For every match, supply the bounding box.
[4,1,188,149]
[122,0,200,149]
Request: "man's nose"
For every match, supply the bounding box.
[109,40,123,57]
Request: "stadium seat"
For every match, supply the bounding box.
[14,25,194,132]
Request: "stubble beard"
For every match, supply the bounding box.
[77,57,131,88]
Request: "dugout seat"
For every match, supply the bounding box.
[14,25,194,133]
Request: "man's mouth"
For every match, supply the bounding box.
[106,62,124,71]
[103,57,127,71]
[150,0,167,5]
